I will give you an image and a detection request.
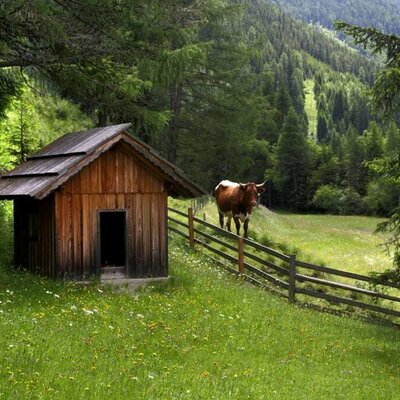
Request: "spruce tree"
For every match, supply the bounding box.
[274,108,313,210]
[332,90,346,123]
[385,121,400,157]
[8,95,38,165]
[275,83,292,128]
[316,114,328,143]
[345,126,367,195]
[337,21,400,270]
[364,121,384,161]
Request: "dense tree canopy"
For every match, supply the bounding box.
[0,0,398,218]
[336,21,400,116]
[336,21,400,272]
[270,0,400,36]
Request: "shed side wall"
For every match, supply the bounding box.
[14,195,55,276]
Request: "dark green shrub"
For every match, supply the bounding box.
[312,185,342,214]
[338,188,367,215]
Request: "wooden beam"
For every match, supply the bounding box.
[238,236,244,276]
[288,255,296,303]
[188,207,194,247]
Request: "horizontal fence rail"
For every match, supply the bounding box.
[296,259,400,289]
[168,206,400,322]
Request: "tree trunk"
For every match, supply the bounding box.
[97,110,108,127]
[167,84,182,164]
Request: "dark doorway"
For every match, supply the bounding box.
[99,211,126,267]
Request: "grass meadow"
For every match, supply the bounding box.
[304,79,318,138]
[197,200,392,275]
[1,235,400,399]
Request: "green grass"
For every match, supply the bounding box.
[199,201,391,275]
[1,236,400,399]
[304,79,317,138]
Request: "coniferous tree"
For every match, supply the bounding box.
[316,114,329,143]
[332,90,346,123]
[275,83,292,127]
[8,96,38,165]
[0,70,21,119]
[364,121,384,161]
[385,121,400,157]
[273,108,314,210]
[350,94,370,134]
[345,126,367,194]
[337,21,400,270]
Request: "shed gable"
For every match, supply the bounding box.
[59,143,164,195]
[0,123,205,200]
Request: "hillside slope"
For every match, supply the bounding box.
[268,0,400,35]
[191,199,392,275]
[0,235,399,399]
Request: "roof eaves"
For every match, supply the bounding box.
[120,133,206,198]
[27,152,87,160]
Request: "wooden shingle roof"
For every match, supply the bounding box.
[0,123,206,199]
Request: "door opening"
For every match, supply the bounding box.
[99,211,126,267]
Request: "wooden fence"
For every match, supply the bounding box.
[168,207,400,321]
[191,195,210,217]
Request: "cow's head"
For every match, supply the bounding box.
[239,181,266,209]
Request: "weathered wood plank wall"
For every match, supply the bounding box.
[53,143,168,278]
[14,195,55,276]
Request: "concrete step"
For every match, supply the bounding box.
[101,266,126,280]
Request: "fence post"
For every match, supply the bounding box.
[188,207,194,247]
[288,254,296,303]
[238,236,245,276]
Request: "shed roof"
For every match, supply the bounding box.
[0,123,206,199]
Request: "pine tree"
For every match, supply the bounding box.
[350,94,370,134]
[345,126,367,194]
[8,95,38,165]
[332,90,346,123]
[316,114,328,143]
[336,21,400,270]
[364,121,384,161]
[274,108,314,209]
[275,83,292,128]
[385,121,400,157]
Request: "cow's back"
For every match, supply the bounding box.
[215,180,240,213]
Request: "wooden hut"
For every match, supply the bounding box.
[0,123,205,279]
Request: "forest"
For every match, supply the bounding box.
[0,0,399,218]
[269,0,400,35]
[2,3,400,397]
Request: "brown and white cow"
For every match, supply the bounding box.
[215,180,265,238]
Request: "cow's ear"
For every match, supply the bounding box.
[257,186,265,194]
[239,183,246,190]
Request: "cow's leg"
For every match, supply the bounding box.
[233,216,241,236]
[243,217,250,238]
[219,211,224,229]
[226,216,232,232]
